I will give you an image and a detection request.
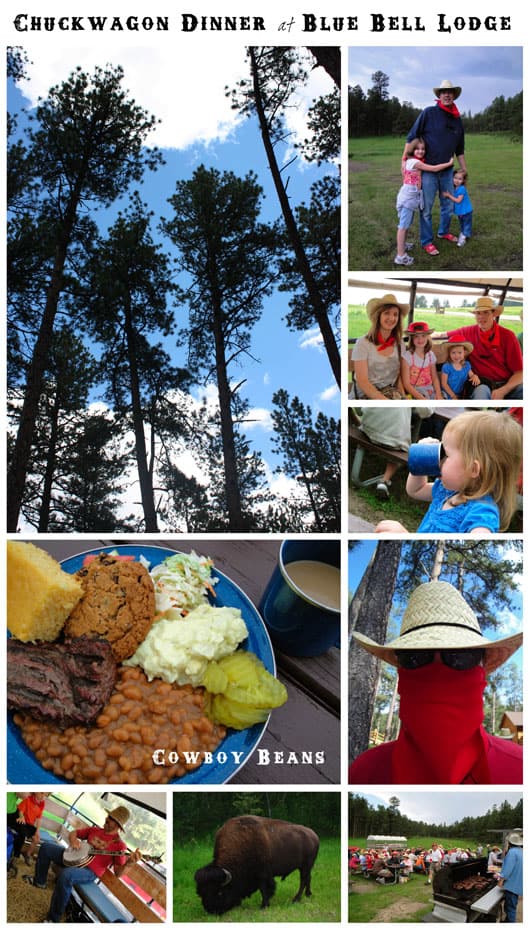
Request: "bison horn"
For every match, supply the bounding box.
[221,868,232,886]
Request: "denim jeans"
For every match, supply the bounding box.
[35,841,97,922]
[470,382,523,400]
[419,167,454,245]
[503,889,519,922]
[457,211,473,237]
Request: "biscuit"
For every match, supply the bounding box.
[64,554,155,661]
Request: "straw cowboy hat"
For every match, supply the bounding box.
[506,832,523,846]
[366,294,409,322]
[469,296,504,317]
[433,79,462,100]
[106,806,130,830]
[352,581,522,675]
[404,321,435,338]
[438,333,474,362]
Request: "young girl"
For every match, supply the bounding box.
[376,410,522,534]
[440,335,480,399]
[442,168,473,246]
[401,321,442,400]
[395,138,454,265]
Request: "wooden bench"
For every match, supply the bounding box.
[73,863,165,923]
[348,420,409,488]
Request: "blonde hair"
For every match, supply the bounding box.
[442,411,522,530]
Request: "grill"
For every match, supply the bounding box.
[429,857,503,922]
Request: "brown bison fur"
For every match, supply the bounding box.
[195,815,320,914]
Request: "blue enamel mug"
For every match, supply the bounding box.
[258,540,340,657]
[408,441,443,476]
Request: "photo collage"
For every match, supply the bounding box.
[4,19,525,930]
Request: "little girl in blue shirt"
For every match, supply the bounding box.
[376,410,522,535]
[442,168,473,246]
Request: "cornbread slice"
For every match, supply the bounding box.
[7,541,83,642]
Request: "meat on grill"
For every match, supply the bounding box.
[453,876,491,891]
[7,636,117,727]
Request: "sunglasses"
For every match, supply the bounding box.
[396,649,485,671]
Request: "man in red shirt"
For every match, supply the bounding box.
[24,805,141,922]
[449,296,523,400]
[349,581,522,785]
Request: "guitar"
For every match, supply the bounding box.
[62,840,162,868]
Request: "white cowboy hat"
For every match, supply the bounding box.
[366,294,409,323]
[438,334,474,362]
[433,79,462,100]
[506,832,523,846]
[352,581,522,675]
[469,296,504,317]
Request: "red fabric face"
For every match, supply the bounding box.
[392,662,490,784]
[437,100,461,118]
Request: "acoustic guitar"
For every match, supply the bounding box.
[62,840,162,868]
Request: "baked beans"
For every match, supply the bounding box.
[14,666,226,784]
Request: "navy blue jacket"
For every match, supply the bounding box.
[407,105,465,164]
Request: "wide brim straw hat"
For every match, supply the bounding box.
[352,581,522,675]
[438,337,474,362]
[107,806,130,830]
[469,296,504,317]
[433,79,462,100]
[506,832,523,846]
[366,294,409,323]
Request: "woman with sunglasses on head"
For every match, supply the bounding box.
[348,581,522,785]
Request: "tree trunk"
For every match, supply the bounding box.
[249,47,341,388]
[384,672,399,742]
[38,394,61,532]
[123,300,159,532]
[348,540,402,762]
[307,47,340,88]
[431,540,445,580]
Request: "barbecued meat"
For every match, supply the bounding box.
[7,636,117,727]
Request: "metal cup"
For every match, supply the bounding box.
[408,441,443,476]
[258,540,340,657]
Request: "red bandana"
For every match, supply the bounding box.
[478,322,501,349]
[392,663,490,784]
[376,331,396,353]
[437,99,461,118]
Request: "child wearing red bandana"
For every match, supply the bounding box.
[349,581,522,785]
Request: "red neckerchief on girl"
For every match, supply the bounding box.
[437,99,461,118]
[478,321,501,349]
[392,663,491,784]
[376,331,396,353]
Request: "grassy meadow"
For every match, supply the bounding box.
[348,305,523,341]
[348,133,522,271]
[173,835,341,922]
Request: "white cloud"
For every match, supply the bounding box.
[319,384,339,402]
[299,326,324,352]
[244,407,273,432]
[17,45,334,153]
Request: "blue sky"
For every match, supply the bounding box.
[354,791,522,826]
[348,46,522,116]
[8,45,339,518]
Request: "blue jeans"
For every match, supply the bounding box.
[503,889,519,922]
[457,211,473,237]
[419,167,454,245]
[470,382,523,400]
[35,841,97,922]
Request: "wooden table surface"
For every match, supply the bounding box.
[24,539,341,785]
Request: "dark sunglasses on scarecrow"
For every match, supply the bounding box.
[396,648,485,671]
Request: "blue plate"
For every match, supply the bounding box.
[7,545,276,785]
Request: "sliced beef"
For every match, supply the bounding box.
[7,636,117,728]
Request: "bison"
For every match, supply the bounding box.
[194,815,320,914]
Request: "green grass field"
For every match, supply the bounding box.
[348,305,523,341]
[173,836,341,922]
[348,133,522,271]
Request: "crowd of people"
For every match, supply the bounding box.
[348,842,498,883]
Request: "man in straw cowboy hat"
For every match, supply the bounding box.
[349,580,522,785]
[404,79,466,255]
[448,295,523,399]
[497,831,523,922]
[24,804,142,922]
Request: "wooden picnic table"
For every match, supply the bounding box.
[30,539,340,785]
